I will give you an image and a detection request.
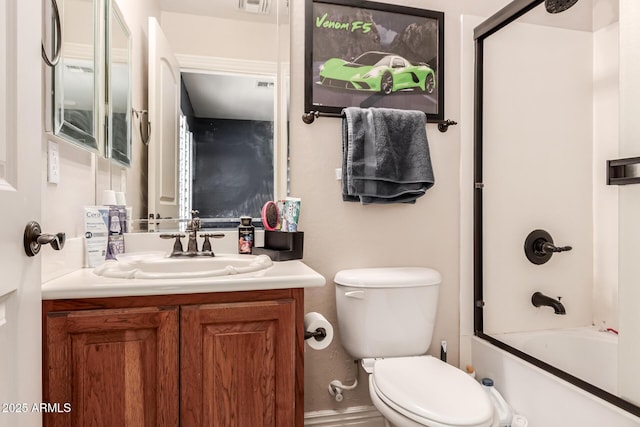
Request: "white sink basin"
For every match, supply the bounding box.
[93,251,273,280]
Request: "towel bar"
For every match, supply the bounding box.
[607,156,640,185]
[301,110,457,133]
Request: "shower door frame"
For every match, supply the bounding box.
[472,0,640,417]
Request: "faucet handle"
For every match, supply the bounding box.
[200,233,224,253]
[160,233,185,254]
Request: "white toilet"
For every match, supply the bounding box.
[334,267,497,427]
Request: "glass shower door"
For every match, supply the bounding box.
[617,0,640,408]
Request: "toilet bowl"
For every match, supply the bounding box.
[366,356,496,427]
[334,268,497,427]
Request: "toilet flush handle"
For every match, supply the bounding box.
[344,290,365,299]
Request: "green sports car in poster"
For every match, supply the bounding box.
[318,51,436,95]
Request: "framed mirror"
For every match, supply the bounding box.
[52,0,101,151]
[107,1,132,166]
[180,71,276,223]
[145,0,290,229]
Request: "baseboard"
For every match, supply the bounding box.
[304,405,385,426]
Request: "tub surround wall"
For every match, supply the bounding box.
[481,20,594,335]
[592,19,619,330]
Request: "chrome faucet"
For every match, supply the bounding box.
[531,291,566,315]
[186,210,202,253]
[160,210,224,257]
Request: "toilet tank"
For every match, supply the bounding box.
[334,267,441,359]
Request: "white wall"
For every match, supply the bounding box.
[159,11,278,62]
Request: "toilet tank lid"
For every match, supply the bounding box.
[334,267,441,288]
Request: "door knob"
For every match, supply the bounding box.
[23,221,66,257]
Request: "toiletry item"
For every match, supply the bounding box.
[440,340,447,362]
[115,191,126,205]
[284,197,301,232]
[125,207,133,233]
[238,216,255,254]
[261,201,279,231]
[481,378,513,427]
[277,200,286,230]
[466,365,476,378]
[101,189,117,206]
[83,206,110,267]
[118,206,128,235]
[106,206,125,260]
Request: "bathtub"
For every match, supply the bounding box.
[491,327,617,395]
[471,335,640,427]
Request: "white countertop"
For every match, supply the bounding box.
[42,259,326,300]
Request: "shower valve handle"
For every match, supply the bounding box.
[525,229,572,265]
[537,241,572,255]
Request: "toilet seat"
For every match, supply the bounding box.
[371,356,494,427]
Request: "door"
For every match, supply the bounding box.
[44,306,179,426]
[180,300,295,427]
[0,0,43,426]
[148,17,180,221]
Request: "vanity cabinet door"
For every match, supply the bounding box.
[180,300,295,427]
[43,306,179,427]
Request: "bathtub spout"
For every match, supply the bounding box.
[532,292,566,315]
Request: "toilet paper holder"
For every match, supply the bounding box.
[304,327,327,341]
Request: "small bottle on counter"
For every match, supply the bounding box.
[238,216,254,254]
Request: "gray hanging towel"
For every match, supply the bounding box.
[342,107,434,204]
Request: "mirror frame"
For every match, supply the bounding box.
[472,0,640,418]
[106,0,132,166]
[52,0,103,153]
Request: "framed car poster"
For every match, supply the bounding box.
[304,0,445,121]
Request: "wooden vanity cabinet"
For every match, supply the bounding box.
[42,289,304,427]
[43,306,179,426]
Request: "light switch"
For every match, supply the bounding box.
[47,140,60,184]
[335,168,342,180]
